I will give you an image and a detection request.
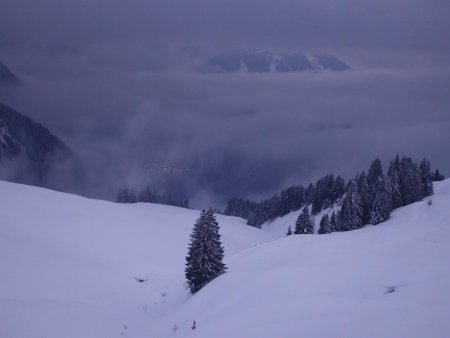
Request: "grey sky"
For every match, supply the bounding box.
[0,0,449,206]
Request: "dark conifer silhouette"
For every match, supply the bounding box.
[286,226,292,236]
[330,211,339,232]
[185,209,227,294]
[318,214,332,234]
[116,186,189,208]
[294,206,314,234]
[116,188,137,203]
[432,169,445,182]
[339,180,364,231]
[419,158,434,198]
[370,187,391,225]
[225,155,442,233]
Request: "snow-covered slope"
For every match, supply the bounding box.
[0,181,275,338]
[153,180,450,338]
[261,203,341,236]
[1,179,450,338]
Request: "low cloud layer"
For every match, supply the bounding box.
[1,0,449,207]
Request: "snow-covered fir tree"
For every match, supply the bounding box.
[337,202,350,232]
[367,158,384,187]
[356,172,371,224]
[366,158,385,215]
[330,211,339,232]
[318,213,332,234]
[312,174,346,214]
[370,187,391,225]
[419,158,434,198]
[294,206,313,234]
[338,180,364,231]
[387,158,403,209]
[398,156,423,205]
[185,209,227,294]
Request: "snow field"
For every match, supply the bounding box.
[1,179,450,337]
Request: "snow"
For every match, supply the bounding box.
[1,179,450,337]
[305,52,323,70]
[0,181,274,338]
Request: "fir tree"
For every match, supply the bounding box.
[182,199,190,208]
[318,214,332,234]
[367,158,383,187]
[116,188,137,203]
[339,180,364,231]
[399,156,422,205]
[338,198,352,232]
[138,187,155,203]
[387,157,403,209]
[185,209,227,294]
[370,188,390,225]
[286,226,292,236]
[333,176,346,202]
[432,169,445,182]
[330,211,339,232]
[366,158,384,214]
[356,172,370,224]
[419,158,434,198]
[294,206,313,234]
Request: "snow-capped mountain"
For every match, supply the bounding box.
[205,50,351,73]
[1,178,449,338]
[0,102,72,184]
[0,60,19,83]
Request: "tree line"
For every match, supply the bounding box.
[225,174,346,227]
[116,186,189,208]
[225,155,444,229]
[313,156,440,234]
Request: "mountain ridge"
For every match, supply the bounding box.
[204,50,351,73]
[0,102,73,185]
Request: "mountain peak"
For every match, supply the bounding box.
[205,50,351,73]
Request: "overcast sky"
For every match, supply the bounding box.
[1,0,449,206]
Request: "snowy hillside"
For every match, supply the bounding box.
[1,179,450,337]
[157,180,450,338]
[0,181,275,338]
[261,204,339,236]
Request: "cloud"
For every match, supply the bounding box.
[0,0,449,206]
[2,0,450,66]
